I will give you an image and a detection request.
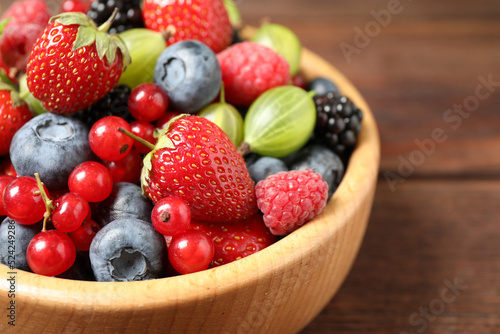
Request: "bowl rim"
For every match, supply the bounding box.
[0,46,380,310]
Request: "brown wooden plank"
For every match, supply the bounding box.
[301,179,500,333]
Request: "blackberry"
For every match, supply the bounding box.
[72,85,133,127]
[314,92,363,155]
[87,0,144,35]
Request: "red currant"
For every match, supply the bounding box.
[156,111,182,130]
[128,83,169,122]
[49,188,69,202]
[102,148,143,184]
[27,230,76,276]
[68,161,113,203]
[292,73,307,89]
[0,156,17,176]
[130,121,157,154]
[151,196,191,236]
[89,116,134,162]
[0,175,15,216]
[68,219,100,251]
[52,193,90,233]
[168,230,214,275]
[3,176,48,225]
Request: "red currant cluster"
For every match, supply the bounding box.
[0,173,97,276]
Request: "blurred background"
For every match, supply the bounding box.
[239,1,500,333]
[1,0,499,332]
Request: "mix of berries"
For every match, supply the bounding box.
[0,0,365,281]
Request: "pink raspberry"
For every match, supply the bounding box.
[0,0,51,27]
[217,42,290,107]
[255,169,329,236]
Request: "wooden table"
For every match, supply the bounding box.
[240,0,500,333]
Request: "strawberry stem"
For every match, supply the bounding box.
[97,7,119,33]
[34,173,54,232]
[237,142,252,157]
[118,127,155,151]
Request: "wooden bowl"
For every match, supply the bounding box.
[0,46,380,333]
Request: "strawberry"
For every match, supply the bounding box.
[142,0,233,54]
[0,84,32,156]
[141,115,258,223]
[190,213,276,267]
[26,11,131,114]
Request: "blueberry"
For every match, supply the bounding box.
[308,77,340,96]
[56,250,95,281]
[0,218,42,271]
[89,218,167,282]
[288,145,344,198]
[98,182,153,226]
[9,113,94,190]
[154,40,222,113]
[247,156,288,183]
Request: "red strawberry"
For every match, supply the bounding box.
[191,213,276,267]
[26,11,131,114]
[142,0,232,54]
[141,115,258,223]
[0,86,32,156]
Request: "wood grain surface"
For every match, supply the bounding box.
[238,0,500,333]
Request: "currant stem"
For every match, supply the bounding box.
[118,127,155,150]
[220,82,226,104]
[161,25,177,41]
[34,173,54,232]
[97,7,119,33]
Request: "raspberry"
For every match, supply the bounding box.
[0,0,51,27]
[255,169,329,236]
[217,42,290,107]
